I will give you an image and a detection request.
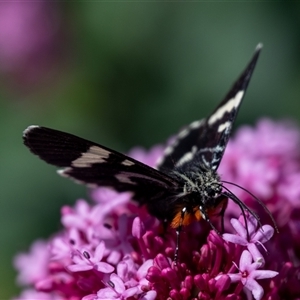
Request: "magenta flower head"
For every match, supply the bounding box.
[14,119,300,299]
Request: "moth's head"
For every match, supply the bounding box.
[195,168,223,201]
[203,182,223,200]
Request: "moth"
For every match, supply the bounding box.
[23,44,275,260]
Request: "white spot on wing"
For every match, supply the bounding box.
[155,157,163,168]
[57,168,69,177]
[178,128,189,139]
[198,145,224,156]
[256,43,263,51]
[177,120,203,138]
[23,125,39,137]
[175,146,198,167]
[208,91,244,125]
[115,173,136,184]
[156,120,203,168]
[197,144,225,169]
[164,146,174,156]
[217,121,231,133]
[190,120,202,129]
[176,152,193,167]
[72,146,110,167]
[121,159,135,166]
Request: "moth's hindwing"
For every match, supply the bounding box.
[157,43,262,172]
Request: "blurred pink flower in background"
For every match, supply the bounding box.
[13,119,300,299]
[0,2,64,87]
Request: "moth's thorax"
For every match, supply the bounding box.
[170,165,223,203]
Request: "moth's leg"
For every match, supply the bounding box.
[219,198,228,233]
[174,207,186,263]
[199,206,221,235]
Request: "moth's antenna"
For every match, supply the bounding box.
[222,180,279,233]
[221,186,262,239]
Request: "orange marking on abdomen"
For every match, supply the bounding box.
[170,206,203,228]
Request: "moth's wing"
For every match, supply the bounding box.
[157,44,262,172]
[23,126,178,202]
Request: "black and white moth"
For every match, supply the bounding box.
[23,44,274,260]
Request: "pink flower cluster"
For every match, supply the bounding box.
[14,119,300,299]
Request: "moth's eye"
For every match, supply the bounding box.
[206,186,220,198]
[206,187,215,197]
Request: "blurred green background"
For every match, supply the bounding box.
[1,2,300,298]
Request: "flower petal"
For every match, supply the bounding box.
[139,290,157,300]
[94,241,105,261]
[251,270,279,280]
[123,286,139,298]
[95,262,114,273]
[244,278,264,300]
[245,214,258,236]
[97,287,118,299]
[252,225,274,243]
[110,273,125,294]
[222,233,247,246]
[239,250,252,271]
[137,259,153,279]
[247,243,264,266]
[67,264,93,272]
[230,218,247,238]
[132,217,145,238]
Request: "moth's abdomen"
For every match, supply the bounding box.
[170,205,203,228]
[169,194,228,229]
